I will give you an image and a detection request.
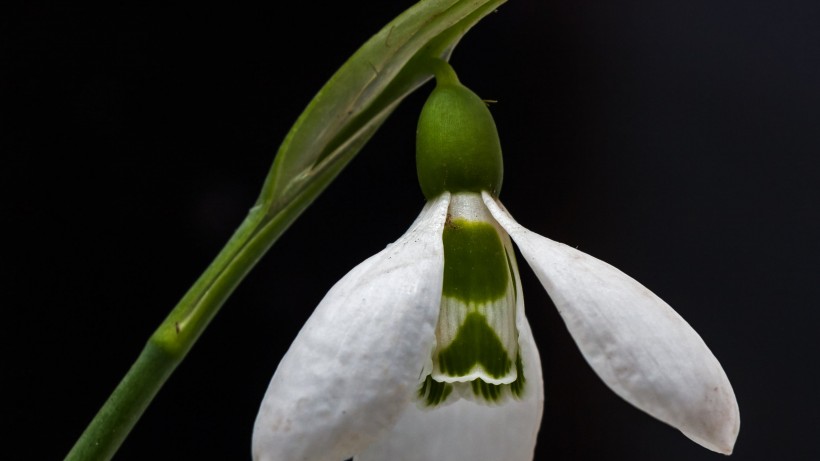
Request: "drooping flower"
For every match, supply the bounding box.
[252,65,739,461]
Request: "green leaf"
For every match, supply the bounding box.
[259,0,508,216]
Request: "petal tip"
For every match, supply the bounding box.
[683,430,738,456]
[681,403,740,455]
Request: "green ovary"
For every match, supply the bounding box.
[416,83,504,199]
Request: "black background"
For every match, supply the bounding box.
[4,1,819,460]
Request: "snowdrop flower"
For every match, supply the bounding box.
[253,66,739,461]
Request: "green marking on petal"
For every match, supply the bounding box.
[441,218,508,302]
[437,312,512,379]
[509,351,525,398]
[467,351,525,402]
[471,379,503,401]
[505,246,518,303]
[418,194,527,406]
[418,375,453,407]
[418,350,525,406]
[419,339,526,406]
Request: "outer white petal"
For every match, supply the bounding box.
[253,193,451,461]
[483,192,739,455]
[355,249,544,461]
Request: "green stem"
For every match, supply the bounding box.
[64,341,176,461]
[430,58,460,86]
[65,180,322,460]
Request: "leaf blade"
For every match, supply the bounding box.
[259,0,507,212]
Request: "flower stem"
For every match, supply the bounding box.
[430,59,460,86]
[64,340,177,461]
[64,191,314,461]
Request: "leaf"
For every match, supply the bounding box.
[257,0,507,215]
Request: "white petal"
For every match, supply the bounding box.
[355,321,543,461]
[483,192,739,454]
[355,254,544,461]
[253,193,451,461]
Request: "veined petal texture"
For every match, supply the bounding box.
[252,193,451,461]
[483,192,739,454]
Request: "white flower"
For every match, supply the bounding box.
[252,70,739,461]
[252,191,739,461]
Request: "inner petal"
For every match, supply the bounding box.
[420,193,523,405]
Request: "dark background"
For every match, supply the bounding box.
[4,1,819,460]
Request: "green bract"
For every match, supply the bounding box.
[416,80,504,199]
